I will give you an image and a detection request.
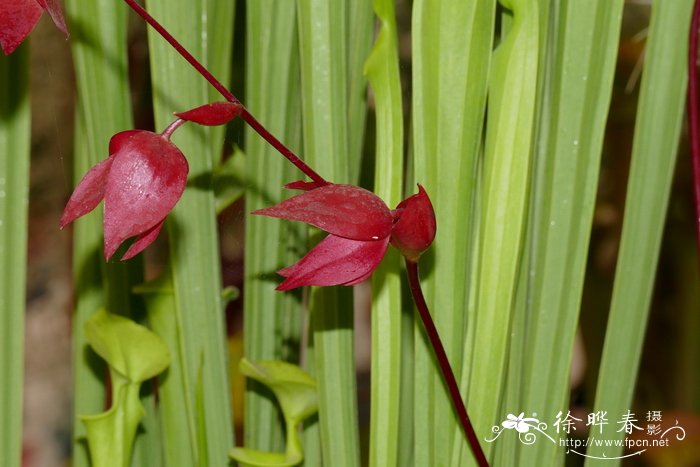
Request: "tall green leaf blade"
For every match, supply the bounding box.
[146,0,234,464]
[244,0,304,453]
[509,1,624,465]
[496,2,625,465]
[585,1,693,464]
[64,1,142,464]
[136,276,199,466]
[0,44,30,467]
[346,0,374,184]
[297,0,360,464]
[364,0,403,465]
[468,0,539,462]
[411,1,495,465]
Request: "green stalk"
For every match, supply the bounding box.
[145,0,234,464]
[0,43,30,467]
[244,0,304,453]
[364,0,403,464]
[411,0,495,465]
[585,0,693,464]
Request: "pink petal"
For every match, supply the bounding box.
[103,131,188,260]
[59,157,115,228]
[0,0,42,55]
[174,101,243,126]
[120,218,166,261]
[390,184,436,261]
[276,234,389,291]
[252,184,392,241]
[36,0,68,38]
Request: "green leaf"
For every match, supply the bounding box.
[63,1,144,464]
[239,358,318,423]
[146,0,235,463]
[84,309,170,383]
[0,42,30,467]
[244,0,305,453]
[468,0,539,462]
[585,0,693,464]
[505,1,624,465]
[214,146,246,214]
[136,274,199,466]
[229,448,302,467]
[296,0,360,465]
[231,358,318,467]
[410,0,495,465]
[364,0,404,465]
[81,383,144,467]
[81,311,169,467]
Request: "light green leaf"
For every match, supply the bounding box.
[585,0,693,464]
[240,358,318,423]
[81,383,144,467]
[214,147,246,214]
[84,309,170,383]
[364,0,403,465]
[0,42,30,467]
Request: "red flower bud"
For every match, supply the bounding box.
[253,184,393,289]
[174,101,243,126]
[60,130,188,260]
[253,183,437,289]
[390,185,436,262]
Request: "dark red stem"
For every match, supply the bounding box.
[122,0,327,186]
[689,0,700,264]
[405,259,489,467]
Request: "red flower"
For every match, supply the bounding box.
[1,0,68,55]
[253,183,436,290]
[60,130,188,261]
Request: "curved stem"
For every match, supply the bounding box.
[161,118,185,140]
[405,259,489,467]
[689,0,700,265]
[122,0,328,186]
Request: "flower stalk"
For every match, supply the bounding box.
[405,259,489,467]
[117,1,487,464]
[688,0,700,265]
[121,0,327,186]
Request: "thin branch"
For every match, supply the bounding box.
[405,259,489,467]
[689,0,700,263]
[122,0,327,186]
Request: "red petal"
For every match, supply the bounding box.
[120,218,166,260]
[103,131,188,260]
[284,180,324,191]
[59,157,114,228]
[252,184,392,241]
[109,130,142,155]
[276,234,389,291]
[0,0,42,55]
[390,184,436,261]
[36,0,68,38]
[174,101,243,126]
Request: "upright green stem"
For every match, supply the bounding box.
[404,259,489,467]
[122,0,327,186]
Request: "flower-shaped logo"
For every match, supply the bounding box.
[501,413,539,433]
[60,130,188,260]
[253,183,436,290]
